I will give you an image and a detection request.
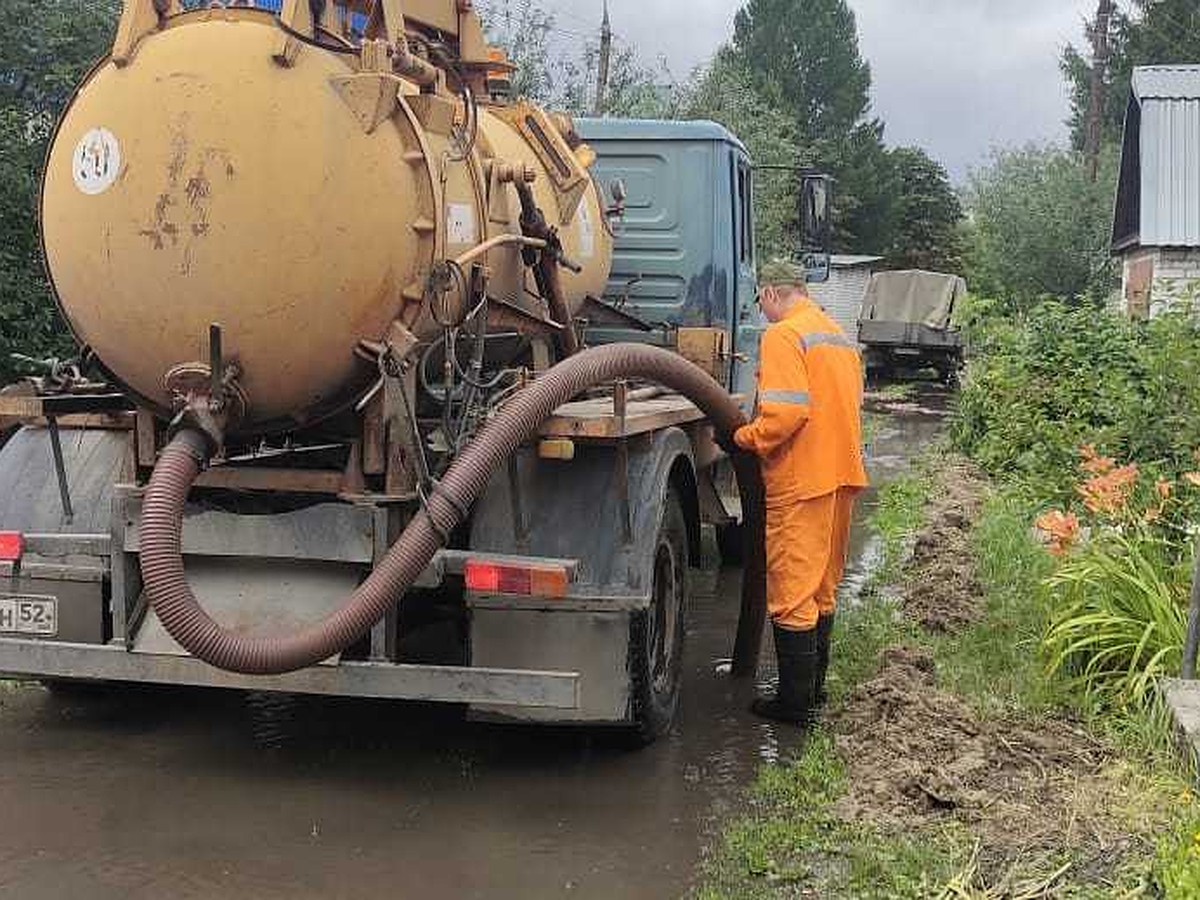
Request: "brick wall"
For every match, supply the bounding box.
[1122,248,1200,317]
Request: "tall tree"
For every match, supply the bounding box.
[728,0,898,255]
[682,49,806,257]
[1063,0,1200,151]
[731,0,871,140]
[885,147,963,274]
[1,0,118,381]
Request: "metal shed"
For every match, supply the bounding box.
[1113,65,1200,316]
[807,254,883,337]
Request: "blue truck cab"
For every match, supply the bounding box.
[575,119,765,407]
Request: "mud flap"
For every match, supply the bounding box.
[466,427,694,724]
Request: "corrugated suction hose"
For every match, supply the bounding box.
[139,343,767,676]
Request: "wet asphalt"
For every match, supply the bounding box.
[0,387,947,900]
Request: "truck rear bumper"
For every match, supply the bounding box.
[0,637,580,710]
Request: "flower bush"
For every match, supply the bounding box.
[1034,446,1197,714]
[957,299,1200,718]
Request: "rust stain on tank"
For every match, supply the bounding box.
[167,130,188,187]
[140,192,179,250]
[185,174,210,207]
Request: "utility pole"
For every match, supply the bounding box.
[594,0,612,116]
[1085,0,1115,182]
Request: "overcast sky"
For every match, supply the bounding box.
[527,0,1099,179]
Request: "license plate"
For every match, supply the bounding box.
[0,596,58,637]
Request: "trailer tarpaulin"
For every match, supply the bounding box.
[858,270,967,331]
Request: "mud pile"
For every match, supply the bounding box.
[901,458,987,631]
[833,646,1118,874]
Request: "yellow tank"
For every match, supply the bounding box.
[41,1,612,434]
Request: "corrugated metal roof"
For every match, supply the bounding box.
[1119,66,1200,248]
[1132,66,1200,100]
[830,254,883,268]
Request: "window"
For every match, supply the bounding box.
[737,163,753,265]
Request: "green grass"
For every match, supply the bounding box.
[929,494,1061,718]
[830,469,930,702]
[696,733,967,900]
[1154,815,1200,898]
[872,471,934,575]
[870,383,917,402]
[861,410,884,446]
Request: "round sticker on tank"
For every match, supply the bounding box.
[72,128,121,195]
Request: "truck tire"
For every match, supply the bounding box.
[627,486,688,745]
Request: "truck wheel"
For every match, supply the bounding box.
[715,521,745,566]
[627,487,688,745]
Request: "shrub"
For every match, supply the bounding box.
[954,302,1200,509]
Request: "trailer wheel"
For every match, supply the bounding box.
[628,486,688,745]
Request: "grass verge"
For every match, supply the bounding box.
[696,460,1200,899]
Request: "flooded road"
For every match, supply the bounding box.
[0,388,947,900]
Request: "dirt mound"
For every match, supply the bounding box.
[902,458,987,631]
[833,646,1117,877]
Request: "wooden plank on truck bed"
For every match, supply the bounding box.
[539,394,706,440]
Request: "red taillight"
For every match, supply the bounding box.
[464,560,568,598]
[0,531,24,562]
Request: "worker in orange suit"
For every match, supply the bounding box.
[734,258,868,725]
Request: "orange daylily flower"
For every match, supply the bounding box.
[1077,463,1139,516]
[1080,444,1116,475]
[1036,509,1081,556]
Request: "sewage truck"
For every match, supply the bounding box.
[0,0,830,743]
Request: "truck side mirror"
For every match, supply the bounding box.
[799,174,832,253]
[799,173,833,284]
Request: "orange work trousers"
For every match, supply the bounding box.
[765,486,860,631]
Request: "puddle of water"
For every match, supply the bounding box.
[0,389,949,900]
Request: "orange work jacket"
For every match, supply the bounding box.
[734,297,868,506]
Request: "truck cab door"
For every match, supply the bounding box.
[730,153,762,414]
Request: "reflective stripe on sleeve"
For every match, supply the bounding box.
[799,332,859,352]
[760,390,811,406]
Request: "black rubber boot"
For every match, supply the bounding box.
[814,613,835,708]
[751,624,818,725]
